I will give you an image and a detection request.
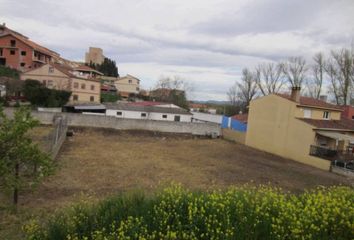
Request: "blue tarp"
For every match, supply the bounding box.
[221,116,247,132]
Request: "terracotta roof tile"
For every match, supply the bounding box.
[128,101,166,106]
[276,93,342,110]
[73,65,103,75]
[3,32,59,57]
[298,118,354,131]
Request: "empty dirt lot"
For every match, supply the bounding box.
[1,127,352,239]
[21,127,351,207]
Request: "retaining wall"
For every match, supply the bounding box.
[4,108,221,136]
[222,128,246,144]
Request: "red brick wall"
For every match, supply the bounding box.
[0,35,35,71]
[341,106,354,120]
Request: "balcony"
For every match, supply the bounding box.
[310,145,354,162]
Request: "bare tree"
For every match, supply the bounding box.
[152,75,193,108]
[227,82,238,106]
[282,56,308,88]
[306,52,325,99]
[254,62,285,96]
[326,61,341,104]
[238,68,258,108]
[324,48,354,105]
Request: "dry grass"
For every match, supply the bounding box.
[0,127,351,239]
[22,127,351,206]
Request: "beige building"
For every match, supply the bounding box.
[85,47,104,65]
[246,87,354,170]
[21,63,101,103]
[110,74,140,99]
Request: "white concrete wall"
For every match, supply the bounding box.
[192,112,223,124]
[106,109,192,122]
[4,108,219,136]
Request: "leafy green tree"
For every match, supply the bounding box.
[23,80,71,107]
[88,58,119,77]
[0,106,53,206]
[0,65,20,79]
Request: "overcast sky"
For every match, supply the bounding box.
[1,0,354,100]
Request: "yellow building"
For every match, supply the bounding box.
[21,63,102,103]
[246,87,354,170]
[113,74,140,99]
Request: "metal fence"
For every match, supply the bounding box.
[42,115,68,159]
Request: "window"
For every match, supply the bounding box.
[73,95,79,101]
[0,48,3,56]
[174,115,181,122]
[141,113,147,117]
[116,112,122,116]
[48,67,54,73]
[73,82,79,88]
[10,50,15,55]
[91,85,95,90]
[128,79,132,83]
[47,80,53,88]
[81,83,86,89]
[162,114,167,119]
[21,51,26,56]
[304,109,312,118]
[323,111,330,119]
[136,87,139,91]
[90,96,94,102]
[42,80,47,86]
[20,62,25,67]
[10,40,16,47]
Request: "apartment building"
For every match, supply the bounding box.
[21,63,101,103]
[0,23,59,71]
[246,87,354,170]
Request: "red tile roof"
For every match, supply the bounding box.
[298,118,354,131]
[2,32,59,57]
[128,101,166,106]
[73,65,103,75]
[276,93,342,110]
[189,103,208,109]
[231,113,248,123]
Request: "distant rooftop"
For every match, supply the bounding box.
[276,93,342,110]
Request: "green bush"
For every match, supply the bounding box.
[101,92,121,103]
[23,79,71,107]
[0,65,20,79]
[24,185,354,240]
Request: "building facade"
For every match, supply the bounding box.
[0,24,59,71]
[246,87,354,170]
[105,103,192,122]
[113,74,140,99]
[21,63,101,103]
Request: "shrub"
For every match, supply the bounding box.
[24,185,354,240]
[23,79,71,107]
[101,92,121,103]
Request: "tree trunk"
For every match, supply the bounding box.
[13,163,19,206]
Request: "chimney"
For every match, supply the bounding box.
[319,95,327,102]
[290,86,301,103]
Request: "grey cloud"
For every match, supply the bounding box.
[191,0,328,36]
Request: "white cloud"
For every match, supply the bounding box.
[0,0,353,100]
